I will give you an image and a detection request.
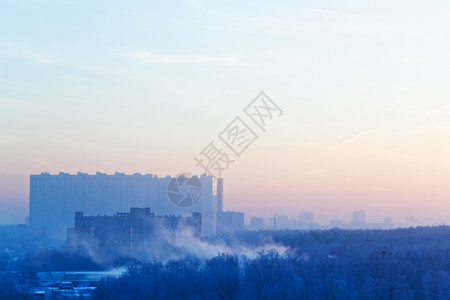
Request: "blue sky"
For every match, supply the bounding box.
[1,0,450,224]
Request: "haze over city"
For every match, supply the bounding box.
[1,2,450,299]
[1,0,450,226]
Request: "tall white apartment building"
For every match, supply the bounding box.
[29,172,223,239]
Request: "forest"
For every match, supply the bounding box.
[1,226,449,299]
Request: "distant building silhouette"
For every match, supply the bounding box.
[216,211,244,234]
[351,210,366,228]
[66,207,201,250]
[215,178,224,213]
[250,217,264,231]
[29,172,221,239]
[299,212,314,229]
[348,211,393,229]
[275,215,289,230]
[329,219,346,228]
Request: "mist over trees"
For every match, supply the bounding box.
[92,226,449,299]
[2,226,448,299]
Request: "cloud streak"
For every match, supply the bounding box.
[116,49,240,65]
[0,42,54,65]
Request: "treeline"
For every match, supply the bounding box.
[210,226,450,255]
[7,226,450,299]
[98,249,448,300]
[97,226,450,300]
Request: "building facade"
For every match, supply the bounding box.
[29,172,222,239]
[216,211,244,234]
[66,207,201,250]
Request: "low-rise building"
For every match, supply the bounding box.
[67,208,201,251]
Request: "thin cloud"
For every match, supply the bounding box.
[406,103,450,122]
[21,53,53,64]
[0,52,54,64]
[335,129,373,148]
[185,0,210,14]
[116,49,240,65]
[184,2,412,37]
[287,102,450,177]
[0,43,54,65]
[336,103,450,148]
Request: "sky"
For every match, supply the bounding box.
[1,0,450,225]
